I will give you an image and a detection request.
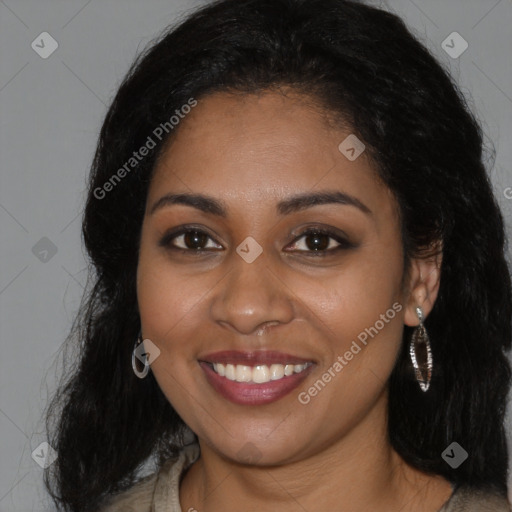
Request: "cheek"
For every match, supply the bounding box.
[136,238,207,341]
[294,246,403,336]
[292,246,405,393]
[136,243,206,411]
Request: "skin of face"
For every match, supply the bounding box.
[136,90,447,511]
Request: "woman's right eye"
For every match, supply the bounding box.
[159,228,223,252]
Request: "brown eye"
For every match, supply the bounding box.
[183,231,208,249]
[159,228,223,252]
[286,228,353,255]
[304,232,330,251]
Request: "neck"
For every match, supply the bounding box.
[180,393,452,512]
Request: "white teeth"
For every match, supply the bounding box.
[225,364,236,381]
[211,362,310,383]
[284,364,294,376]
[270,364,284,380]
[235,365,252,382]
[253,365,270,383]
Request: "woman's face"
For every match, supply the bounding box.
[137,90,412,465]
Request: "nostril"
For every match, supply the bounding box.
[256,321,280,336]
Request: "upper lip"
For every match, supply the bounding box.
[199,350,315,366]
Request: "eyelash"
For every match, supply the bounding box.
[158,226,354,257]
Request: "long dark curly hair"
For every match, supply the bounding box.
[44,0,512,510]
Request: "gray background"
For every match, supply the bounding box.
[1,0,511,510]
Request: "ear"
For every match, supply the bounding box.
[403,242,443,327]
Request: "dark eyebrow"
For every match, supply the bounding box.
[277,190,372,216]
[149,190,372,217]
[149,193,227,217]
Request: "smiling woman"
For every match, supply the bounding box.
[44,1,512,511]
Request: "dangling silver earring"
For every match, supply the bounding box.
[409,306,433,392]
[132,331,150,379]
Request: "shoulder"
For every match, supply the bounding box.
[98,443,200,512]
[440,485,511,512]
[97,469,159,512]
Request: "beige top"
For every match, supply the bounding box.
[99,444,511,511]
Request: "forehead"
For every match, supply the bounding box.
[148,91,393,217]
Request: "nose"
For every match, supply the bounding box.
[255,321,280,336]
[209,256,295,336]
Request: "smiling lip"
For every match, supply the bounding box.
[199,350,313,366]
[198,350,315,405]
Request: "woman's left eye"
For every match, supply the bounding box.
[286,229,352,255]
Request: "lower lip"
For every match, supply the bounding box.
[199,362,314,405]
